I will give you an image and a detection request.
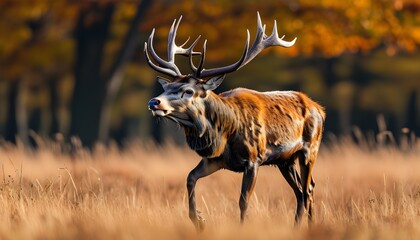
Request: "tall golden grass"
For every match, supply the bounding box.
[0,136,419,240]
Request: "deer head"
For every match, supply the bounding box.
[145,12,296,134]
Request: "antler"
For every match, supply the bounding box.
[194,12,297,79]
[145,13,296,80]
[144,16,201,78]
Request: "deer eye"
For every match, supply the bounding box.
[181,88,195,99]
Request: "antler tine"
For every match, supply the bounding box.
[199,31,250,79]
[197,12,295,79]
[239,12,296,68]
[167,17,180,63]
[188,36,202,73]
[267,19,297,47]
[272,20,279,39]
[147,28,181,75]
[189,56,197,73]
[194,40,207,78]
[180,35,202,57]
[180,36,190,48]
[168,16,201,61]
[144,42,178,78]
[145,16,202,78]
[145,28,181,77]
[240,12,266,67]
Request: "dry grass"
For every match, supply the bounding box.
[0,137,419,240]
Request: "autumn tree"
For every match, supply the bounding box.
[0,0,419,146]
[0,0,76,145]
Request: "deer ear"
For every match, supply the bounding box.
[202,75,226,91]
[157,77,171,88]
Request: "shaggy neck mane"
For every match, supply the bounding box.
[184,92,238,157]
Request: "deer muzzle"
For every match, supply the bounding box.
[148,97,175,117]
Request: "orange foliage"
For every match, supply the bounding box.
[144,0,420,60]
[0,0,417,145]
[0,0,419,79]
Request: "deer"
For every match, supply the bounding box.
[145,13,325,231]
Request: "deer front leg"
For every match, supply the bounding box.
[187,158,221,231]
[239,161,259,223]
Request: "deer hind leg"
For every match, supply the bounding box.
[239,161,259,223]
[277,159,304,225]
[308,177,315,220]
[187,158,221,231]
[300,108,324,224]
[298,148,316,225]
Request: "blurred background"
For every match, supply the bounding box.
[0,0,419,148]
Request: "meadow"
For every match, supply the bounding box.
[0,135,419,240]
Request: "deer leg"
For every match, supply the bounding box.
[298,151,316,225]
[277,161,304,225]
[307,177,315,221]
[239,162,259,223]
[187,158,221,231]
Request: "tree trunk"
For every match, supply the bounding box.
[16,80,35,147]
[406,90,419,135]
[4,81,18,143]
[49,79,60,137]
[70,2,115,147]
[322,57,343,135]
[99,0,152,143]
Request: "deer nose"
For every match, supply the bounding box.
[148,98,161,110]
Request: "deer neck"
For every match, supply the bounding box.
[184,91,238,158]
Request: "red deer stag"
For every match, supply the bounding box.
[145,13,325,230]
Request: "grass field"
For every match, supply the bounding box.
[0,136,419,240]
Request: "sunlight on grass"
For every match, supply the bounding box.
[0,136,419,239]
